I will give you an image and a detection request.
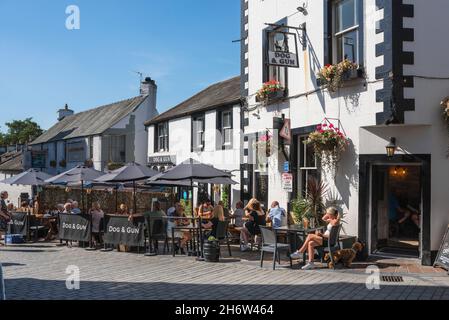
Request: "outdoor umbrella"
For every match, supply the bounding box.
[95,162,159,214]
[45,165,104,213]
[0,169,53,186]
[152,158,233,260]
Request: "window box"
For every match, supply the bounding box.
[59,159,67,168]
[316,61,363,92]
[107,162,124,171]
[256,88,287,103]
[49,160,57,168]
[84,159,93,168]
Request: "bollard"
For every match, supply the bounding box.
[0,263,5,300]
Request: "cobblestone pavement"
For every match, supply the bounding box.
[1,243,449,300]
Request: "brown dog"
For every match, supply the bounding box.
[324,242,364,269]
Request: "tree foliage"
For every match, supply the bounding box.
[0,118,43,145]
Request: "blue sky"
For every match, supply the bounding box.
[0,0,240,131]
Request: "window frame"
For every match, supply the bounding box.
[263,18,289,91]
[221,109,232,147]
[326,0,364,66]
[156,122,169,153]
[191,114,205,152]
[298,135,318,197]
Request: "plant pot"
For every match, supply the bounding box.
[203,241,220,262]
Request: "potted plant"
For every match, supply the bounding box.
[256,80,285,103]
[317,59,360,92]
[84,159,94,168]
[59,159,67,168]
[307,123,349,170]
[291,178,328,228]
[107,162,124,171]
[49,160,57,168]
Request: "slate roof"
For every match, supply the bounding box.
[0,151,23,172]
[30,95,148,145]
[144,76,241,126]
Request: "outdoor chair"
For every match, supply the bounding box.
[316,224,342,269]
[149,218,169,254]
[215,220,232,257]
[29,216,46,242]
[259,226,292,270]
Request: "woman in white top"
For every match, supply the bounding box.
[290,207,341,270]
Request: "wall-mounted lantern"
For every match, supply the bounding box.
[386,137,397,158]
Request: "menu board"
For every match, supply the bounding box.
[434,225,449,272]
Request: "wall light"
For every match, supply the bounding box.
[386,137,397,158]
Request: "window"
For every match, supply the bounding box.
[298,136,318,197]
[265,30,288,89]
[67,141,86,163]
[192,115,205,152]
[110,135,126,163]
[222,111,232,146]
[333,0,360,64]
[156,122,169,152]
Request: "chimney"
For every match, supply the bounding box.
[58,104,74,121]
[140,77,157,96]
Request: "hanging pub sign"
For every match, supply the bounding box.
[103,214,145,247]
[9,212,29,236]
[267,31,299,68]
[58,213,92,242]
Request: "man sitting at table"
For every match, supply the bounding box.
[71,201,81,214]
[266,201,287,229]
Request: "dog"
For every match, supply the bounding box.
[324,242,364,269]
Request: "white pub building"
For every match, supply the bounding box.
[240,0,449,265]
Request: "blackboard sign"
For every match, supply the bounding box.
[103,215,145,247]
[9,212,29,236]
[434,225,449,272]
[58,213,92,242]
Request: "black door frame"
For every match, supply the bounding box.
[359,154,431,265]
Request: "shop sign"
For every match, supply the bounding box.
[148,155,176,165]
[282,173,293,192]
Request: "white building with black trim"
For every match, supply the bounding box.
[241,0,449,265]
[145,76,243,207]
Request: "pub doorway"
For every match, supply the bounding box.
[371,164,422,257]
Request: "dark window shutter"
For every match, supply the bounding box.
[216,110,222,151]
[324,0,332,65]
[154,125,158,153]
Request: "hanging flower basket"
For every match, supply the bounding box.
[254,134,275,158]
[306,123,349,170]
[317,59,360,92]
[256,80,285,103]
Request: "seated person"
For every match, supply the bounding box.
[166,203,191,255]
[290,207,341,270]
[218,201,230,219]
[18,201,31,213]
[230,201,245,227]
[198,199,213,219]
[266,201,287,228]
[202,204,225,239]
[240,198,266,252]
[71,201,82,215]
[0,191,11,242]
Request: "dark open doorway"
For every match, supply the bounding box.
[371,164,421,257]
[359,154,431,265]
